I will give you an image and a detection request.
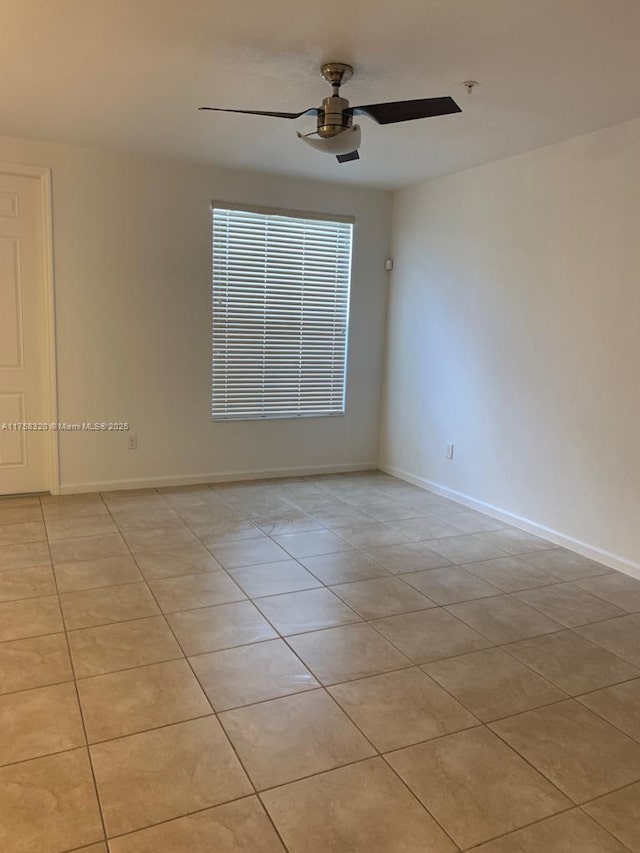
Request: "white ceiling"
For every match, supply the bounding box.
[3,0,640,189]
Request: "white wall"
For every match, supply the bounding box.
[0,135,391,492]
[380,118,640,570]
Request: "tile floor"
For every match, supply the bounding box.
[0,472,639,851]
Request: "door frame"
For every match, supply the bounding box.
[0,161,59,494]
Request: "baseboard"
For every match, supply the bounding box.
[58,461,378,496]
[380,463,640,580]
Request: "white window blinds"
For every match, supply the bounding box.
[211,205,353,420]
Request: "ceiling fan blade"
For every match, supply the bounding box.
[199,107,318,119]
[348,96,461,125]
[336,150,360,164]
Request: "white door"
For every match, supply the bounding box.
[0,171,50,494]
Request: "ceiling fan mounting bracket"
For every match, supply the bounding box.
[320,63,354,90]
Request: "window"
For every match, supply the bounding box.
[211,204,353,420]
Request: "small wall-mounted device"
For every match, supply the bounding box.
[385,258,394,271]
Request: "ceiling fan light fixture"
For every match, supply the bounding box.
[297,124,361,156]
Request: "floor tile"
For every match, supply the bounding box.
[309,507,377,528]
[0,565,55,602]
[0,504,42,525]
[235,501,292,520]
[190,638,319,711]
[362,503,428,523]
[255,516,322,537]
[0,748,103,853]
[330,576,435,619]
[45,515,117,541]
[287,623,411,684]
[102,490,163,507]
[578,678,640,741]
[122,525,199,553]
[0,633,73,695]
[577,571,640,613]
[0,682,85,766]
[108,797,286,853]
[522,548,611,580]
[190,508,265,548]
[364,542,452,573]
[491,699,640,802]
[91,716,251,836]
[209,536,291,569]
[168,601,277,655]
[372,607,493,664]
[168,501,235,521]
[387,726,569,849]
[447,595,562,643]
[0,594,63,641]
[329,667,477,751]
[471,809,629,852]
[253,588,360,635]
[514,582,625,627]
[262,757,456,853]
[0,496,42,508]
[149,571,245,613]
[54,555,142,592]
[426,533,509,564]
[60,582,159,630]
[464,555,561,592]
[0,520,46,546]
[403,565,500,604]
[289,497,349,516]
[424,647,565,721]
[220,689,375,790]
[445,510,509,534]
[133,543,222,579]
[584,782,640,852]
[274,529,353,558]
[333,523,410,549]
[228,560,321,597]
[471,527,556,556]
[111,505,183,531]
[41,506,108,528]
[0,540,50,570]
[50,533,128,564]
[68,615,182,677]
[77,659,211,742]
[506,630,640,694]
[577,613,640,667]
[42,496,108,522]
[159,483,222,500]
[299,551,389,584]
[389,516,463,542]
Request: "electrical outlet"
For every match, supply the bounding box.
[128,434,138,450]
[446,443,454,460]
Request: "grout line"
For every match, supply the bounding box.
[577,801,638,853]
[40,495,110,848]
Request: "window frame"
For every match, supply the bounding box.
[210,202,355,422]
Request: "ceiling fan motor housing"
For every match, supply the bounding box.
[317,96,352,138]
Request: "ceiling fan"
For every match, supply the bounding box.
[199,63,462,164]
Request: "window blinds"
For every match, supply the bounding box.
[211,206,353,420]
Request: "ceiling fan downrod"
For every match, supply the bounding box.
[317,62,354,138]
